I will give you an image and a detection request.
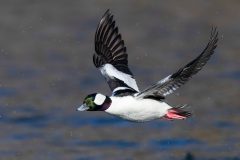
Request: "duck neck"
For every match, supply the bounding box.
[99,96,112,111]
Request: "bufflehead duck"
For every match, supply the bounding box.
[77,10,218,122]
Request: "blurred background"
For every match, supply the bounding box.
[0,0,239,160]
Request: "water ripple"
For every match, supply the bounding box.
[75,140,138,149]
[149,138,202,150]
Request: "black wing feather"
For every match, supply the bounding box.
[93,9,133,76]
[136,27,218,99]
[93,10,139,94]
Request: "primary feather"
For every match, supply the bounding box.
[93,9,139,94]
[136,27,218,99]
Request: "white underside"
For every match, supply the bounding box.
[105,96,172,122]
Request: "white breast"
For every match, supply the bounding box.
[105,96,172,122]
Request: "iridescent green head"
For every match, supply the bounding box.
[77,93,111,111]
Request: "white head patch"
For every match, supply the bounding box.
[94,94,106,105]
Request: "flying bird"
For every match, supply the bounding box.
[77,10,218,122]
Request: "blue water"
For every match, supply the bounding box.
[1,103,239,160]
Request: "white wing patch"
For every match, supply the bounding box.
[100,64,139,92]
[112,86,131,95]
[159,75,171,84]
[94,94,106,105]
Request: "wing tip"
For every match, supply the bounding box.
[167,26,219,92]
[209,26,219,47]
[102,9,112,20]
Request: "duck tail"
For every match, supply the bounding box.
[164,105,192,120]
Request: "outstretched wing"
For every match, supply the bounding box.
[136,27,218,99]
[93,9,139,95]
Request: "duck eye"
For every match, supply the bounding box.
[85,97,95,108]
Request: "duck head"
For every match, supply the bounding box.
[77,93,111,111]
